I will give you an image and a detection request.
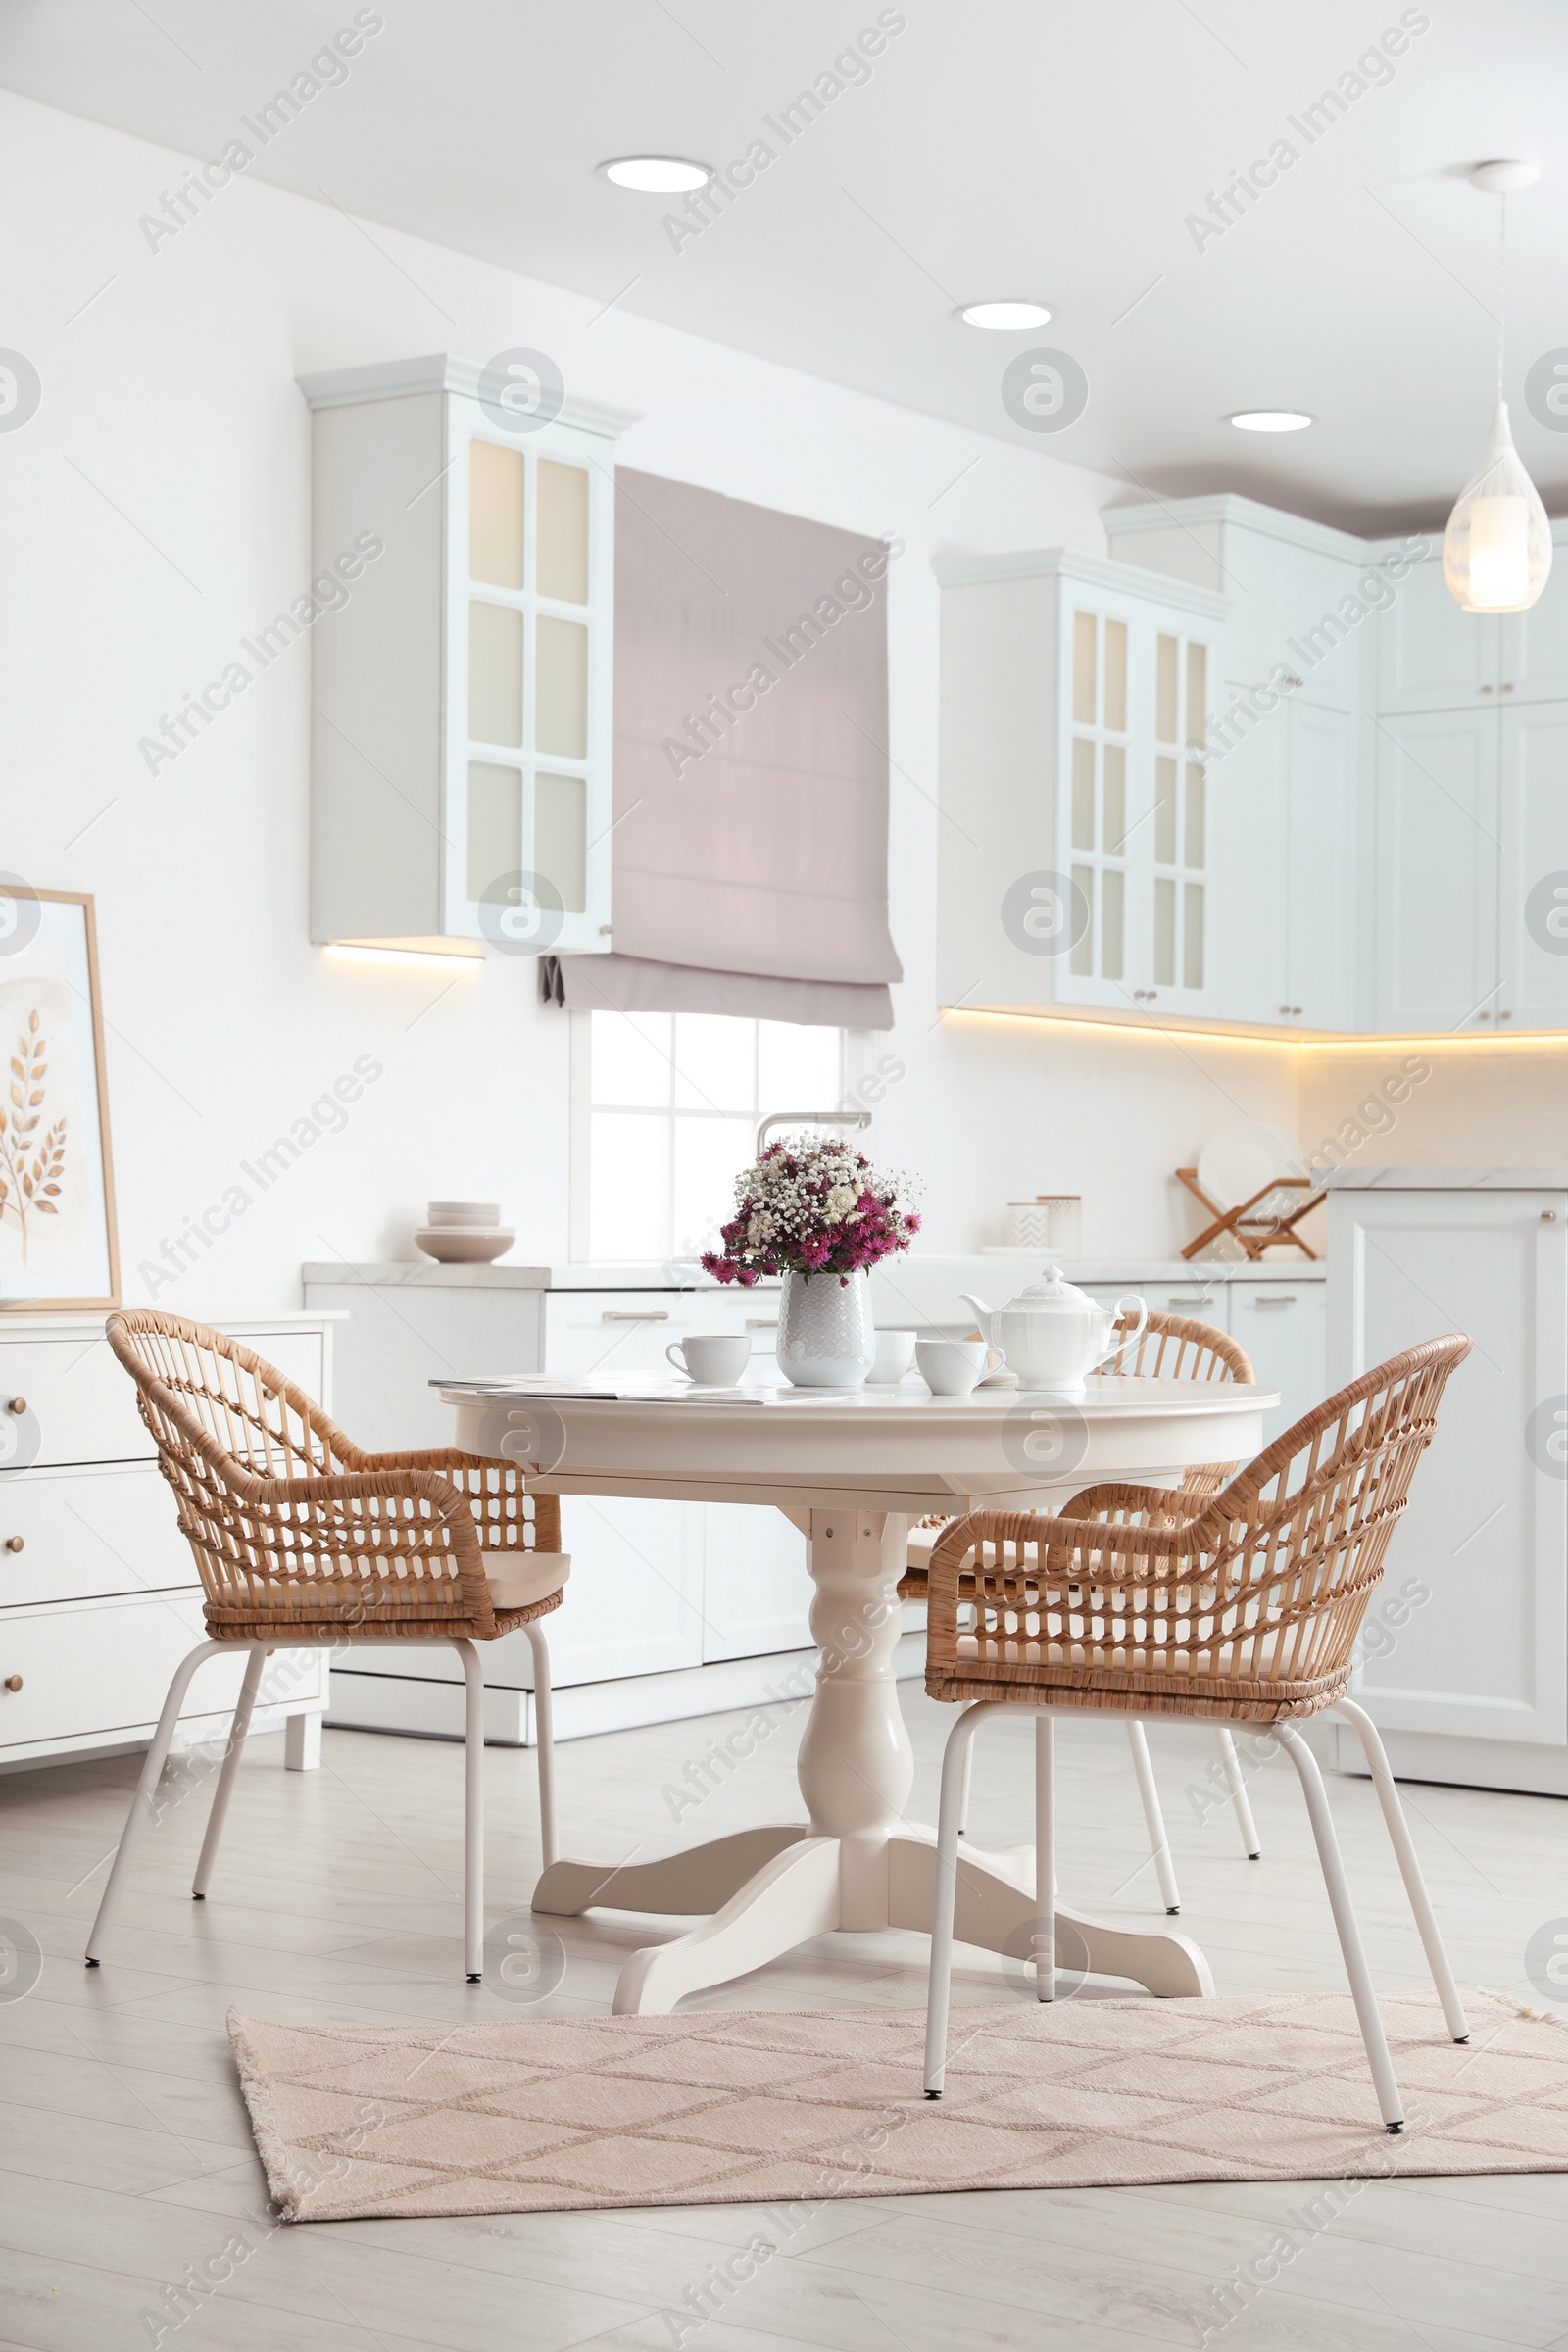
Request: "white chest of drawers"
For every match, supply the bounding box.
[0,1314,335,1773]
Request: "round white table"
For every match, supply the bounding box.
[439,1373,1276,2014]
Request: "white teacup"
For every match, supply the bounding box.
[868,1329,917,1385]
[666,1333,752,1386]
[916,1336,1005,1396]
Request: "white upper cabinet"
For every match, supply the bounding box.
[1375,549,1501,711]
[1371,522,1568,710]
[1501,527,1568,702]
[1374,709,1499,1033]
[302,356,634,957]
[1497,703,1568,1028]
[935,551,1227,1024]
[1284,700,1360,1031]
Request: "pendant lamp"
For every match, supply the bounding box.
[1443,159,1551,614]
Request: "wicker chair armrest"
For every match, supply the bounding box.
[925,1504,1209,1611]
[254,1464,476,1521]
[1058,1482,1213,1527]
[356,1452,562,1551]
[357,1447,512,1473]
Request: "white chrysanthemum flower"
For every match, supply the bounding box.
[825,1184,858,1220]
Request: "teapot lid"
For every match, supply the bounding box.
[1001,1264,1099,1314]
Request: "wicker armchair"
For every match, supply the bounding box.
[923,1336,1473,2133]
[903,1309,1264,1899]
[86,1311,568,1982]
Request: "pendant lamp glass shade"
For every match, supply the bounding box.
[1442,400,1552,612]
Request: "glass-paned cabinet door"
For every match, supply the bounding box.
[1149,630,1210,1008]
[1058,605,1136,1006]
[446,408,612,954]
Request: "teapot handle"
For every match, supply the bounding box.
[1099,1294,1149,1371]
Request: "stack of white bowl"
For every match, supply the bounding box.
[414,1200,515,1264]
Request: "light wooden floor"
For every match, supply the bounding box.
[1,1685,1565,2352]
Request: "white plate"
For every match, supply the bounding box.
[1196,1122,1306,1213]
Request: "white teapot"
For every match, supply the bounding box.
[959,1266,1148,1397]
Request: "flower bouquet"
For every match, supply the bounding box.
[701,1136,920,1288]
[702,1135,921,1389]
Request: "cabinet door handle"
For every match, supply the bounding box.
[3,1675,21,1692]
[1251,1293,1298,1305]
[745,1318,779,1330]
[1166,1295,1218,1306]
[4,1536,22,1554]
[6,1397,24,1415]
[601,1309,670,1322]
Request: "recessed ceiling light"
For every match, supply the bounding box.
[958,300,1053,330]
[1228,410,1314,433]
[600,156,712,194]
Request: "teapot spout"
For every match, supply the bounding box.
[958,1292,993,1327]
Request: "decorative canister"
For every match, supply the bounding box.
[1004,1196,1083,1254]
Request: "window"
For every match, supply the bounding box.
[576,1012,844,1263]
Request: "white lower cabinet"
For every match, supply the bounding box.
[702,1505,811,1664]
[1328,1180,1568,1794]
[1227,1280,1327,1443]
[0,1316,331,1771]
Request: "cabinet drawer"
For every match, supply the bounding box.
[1081,1281,1230,1333]
[1229,1282,1326,1438]
[0,1325,327,1477]
[544,1290,783,1378]
[0,1463,193,1609]
[0,1339,149,1466]
[0,1592,248,1751]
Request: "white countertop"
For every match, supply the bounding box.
[304,1253,1326,1294]
[1326,1169,1568,1191]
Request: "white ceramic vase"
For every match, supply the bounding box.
[776,1268,874,1389]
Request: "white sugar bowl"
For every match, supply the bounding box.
[959,1266,1148,1396]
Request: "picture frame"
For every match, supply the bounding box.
[0,885,121,1310]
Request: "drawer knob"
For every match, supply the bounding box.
[6,1397,24,1415]
[4,1535,22,1553]
[3,1675,21,1692]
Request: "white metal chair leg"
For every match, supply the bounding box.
[524,1618,557,1871]
[1276,1723,1405,2132]
[956,1731,975,1838]
[191,1645,265,1899]
[1035,1713,1055,1998]
[86,1640,229,1965]
[1335,1696,1469,2043]
[455,1639,485,1981]
[1126,1721,1182,1913]
[1215,1728,1262,1859]
[924,1700,998,2096]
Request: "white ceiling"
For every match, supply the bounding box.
[5,0,1568,531]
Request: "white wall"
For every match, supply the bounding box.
[3,91,1308,1311]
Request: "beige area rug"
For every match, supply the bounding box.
[229,1990,1568,2224]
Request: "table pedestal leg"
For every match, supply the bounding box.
[886,1831,1213,1999]
[530,1509,1212,2011]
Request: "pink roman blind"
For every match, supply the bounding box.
[551,468,902,1027]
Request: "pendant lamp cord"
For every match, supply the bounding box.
[1497,191,1507,402]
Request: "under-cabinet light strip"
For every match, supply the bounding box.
[940,1007,1568,1052]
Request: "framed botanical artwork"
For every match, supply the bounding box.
[0,885,120,1309]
